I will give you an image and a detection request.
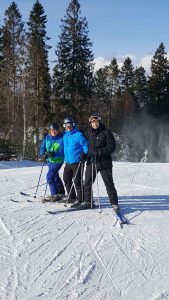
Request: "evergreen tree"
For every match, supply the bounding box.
[108,58,121,96]
[107,58,121,129]
[26,0,51,159]
[94,67,109,111]
[94,61,121,129]
[54,0,94,124]
[0,23,8,138]
[121,57,135,91]
[121,57,135,121]
[1,2,25,142]
[0,23,3,63]
[133,66,149,112]
[148,42,169,116]
[51,64,64,122]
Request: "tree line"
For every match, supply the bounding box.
[0,0,169,160]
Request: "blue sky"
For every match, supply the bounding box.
[1,0,169,72]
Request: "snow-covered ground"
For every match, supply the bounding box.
[0,160,169,300]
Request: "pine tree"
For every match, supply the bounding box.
[54,0,94,124]
[133,66,149,112]
[1,2,25,142]
[121,57,135,121]
[148,42,169,116]
[108,58,121,95]
[26,0,51,159]
[0,23,8,138]
[107,58,121,129]
[0,23,3,63]
[94,67,109,111]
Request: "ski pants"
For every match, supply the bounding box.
[63,163,82,202]
[47,163,65,196]
[83,163,118,205]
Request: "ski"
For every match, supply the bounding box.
[10,199,20,203]
[47,208,79,214]
[47,205,97,215]
[20,192,46,201]
[42,199,60,203]
[20,191,36,198]
[10,198,35,203]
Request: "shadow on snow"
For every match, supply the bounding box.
[95,195,169,213]
[0,160,45,170]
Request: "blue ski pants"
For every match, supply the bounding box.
[47,163,65,196]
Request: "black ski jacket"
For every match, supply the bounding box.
[85,124,116,170]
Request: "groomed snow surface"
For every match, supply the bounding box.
[0,161,169,300]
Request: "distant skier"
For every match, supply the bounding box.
[72,113,119,211]
[40,122,65,201]
[62,116,88,204]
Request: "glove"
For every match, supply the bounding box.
[80,152,88,162]
[42,153,47,161]
[45,151,55,158]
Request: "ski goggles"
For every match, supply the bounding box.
[89,116,101,123]
[63,122,73,128]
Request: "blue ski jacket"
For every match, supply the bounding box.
[40,134,64,164]
[63,127,88,164]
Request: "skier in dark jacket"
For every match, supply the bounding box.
[40,122,65,201]
[62,116,88,204]
[73,113,119,211]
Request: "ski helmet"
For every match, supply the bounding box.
[63,116,75,127]
[49,122,59,130]
[89,113,101,123]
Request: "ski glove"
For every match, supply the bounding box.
[45,151,55,158]
[42,154,47,161]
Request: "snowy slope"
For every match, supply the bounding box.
[0,160,169,300]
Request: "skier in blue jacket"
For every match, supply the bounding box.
[40,122,65,201]
[62,116,88,204]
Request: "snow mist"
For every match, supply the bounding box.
[121,113,169,162]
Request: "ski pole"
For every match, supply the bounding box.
[65,161,82,205]
[91,161,94,208]
[81,161,84,203]
[94,157,101,212]
[34,161,45,198]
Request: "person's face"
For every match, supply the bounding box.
[50,129,59,136]
[91,119,100,129]
[64,123,73,131]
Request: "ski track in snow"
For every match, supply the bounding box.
[0,216,18,300]
[1,161,169,299]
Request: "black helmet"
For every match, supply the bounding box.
[89,113,101,123]
[63,116,75,127]
[49,122,59,130]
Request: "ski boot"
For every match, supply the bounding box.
[42,194,63,203]
[70,200,81,208]
[76,201,95,210]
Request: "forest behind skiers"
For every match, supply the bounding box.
[1,0,169,162]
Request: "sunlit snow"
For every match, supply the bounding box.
[0,160,169,300]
